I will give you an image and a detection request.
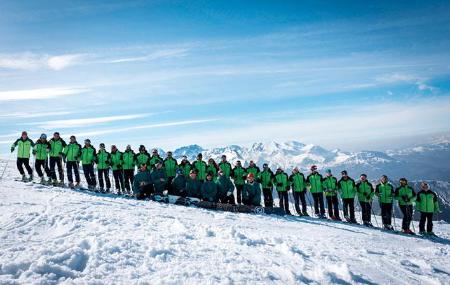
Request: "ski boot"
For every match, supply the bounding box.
[419,231,426,235]
[52,179,58,186]
[28,173,33,182]
[105,188,110,193]
[21,174,27,181]
[335,216,342,221]
[302,212,309,217]
[75,182,81,189]
[40,176,45,184]
[427,232,437,237]
[403,229,415,235]
[68,182,74,189]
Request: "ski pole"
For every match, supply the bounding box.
[0,152,14,180]
[392,203,397,231]
[410,206,416,233]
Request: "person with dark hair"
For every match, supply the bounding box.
[216,169,235,204]
[11,131,34,181]
[395,178,416,234]
[201,172,218,202]
[96,143,111,192]
[206,158,218,181]
[274,167,291,214]
[416,182,440,236]
[171,168,187,196]
[63,135,82,188]
[231,160,246,205]
[338,170,357,223]
[48,132,66,185]
[375,175,395,230]
[110,145,125,194]
[193,153,207,182]
[179,156,191,178]
[122,145,136,194]
[33,133,51,183]
[323,169,340,220]
[356,174,374,227]
[80,139,97,190]
[307,165,325,218]
[260,163,274,208]
[133,164,153,200]
[289,167,308,216]
[218,155,232,177]
[135,145,150,166]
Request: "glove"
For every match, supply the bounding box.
[227,191,233,197]
[10,147,14,153]
[277,183,283,187]
[32,150,37,155]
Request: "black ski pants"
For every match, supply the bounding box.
[235,184,244,204]
[312,192,325,216]
[82,164,96,187]
[17,157,33,175]
[360,201,372,223]
[293,191,307,215]
[342,198,356,222]
[263,187,274,208]
[277,191,290,213]
[419,212,433,233]
[49,156,64,181]
[66,161,80,183]
[98,168,111,190]
[112,169,125,192]
[400,205,413,231]
[35,159,50,178]
[123,169,134,192]
[326,195,340,218]
[380,202,393,226]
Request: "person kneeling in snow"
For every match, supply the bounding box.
[216,169,236,204]
[133,164,153,200]
[242,173,261,207]
[171,168,187,196]
[151,161,167,195]
[416,182,440,236]
[201,172,218,202]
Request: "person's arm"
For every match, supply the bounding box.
[10,138,20,152]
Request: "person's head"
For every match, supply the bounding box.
[221,155,227,162]
[182,155,188,162]
[206,172,213,181]
[84,139,91,146]
[156,162,163,169]
[167,151,173,158]
[341,170,348,178]
[197,153,203,160]
[399,178,408,186]
[263,163,269,170]
[276,167,282,173]
[326,169,332,177]
[53,132,60,139]
[249,160,255,167]
[70,135,76,143]
[152,149,158,156]
[139,145,146,153]
[218,169,224,176]
[176,168,183,176]
[360,174,367,182]
[39,133,47,141]
[293,167,299,174]
[111,145,117,152]
[208,158,215,164]
[380,175,388,184]
[139,163,147,172]
[236,160,242,167]
[21,131,28,139]
[189,170,197,179]
[421,182,429,191]
[310,165,317,173]
[247,172,255,183]
[99,143,105,150]
[126,144,132,151]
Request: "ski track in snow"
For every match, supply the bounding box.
[1,177,450,284]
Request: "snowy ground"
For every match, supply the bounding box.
[1,169,450,284]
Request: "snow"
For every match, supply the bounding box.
[1,169,450,284]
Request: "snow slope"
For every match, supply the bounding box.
[1,175,450,284]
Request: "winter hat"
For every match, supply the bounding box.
[100,143,105,148]
[139,145,145,150]
[360,173,367,178]
[40,133,47,139]
[326,169,332,174]
[247,173,255,179]
[341,170,348,175]
[310,165,317,171]
[84,139,91,144]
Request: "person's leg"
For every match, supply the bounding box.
[73,163,80,183]
[366,202,372,223]
[98,169,104,190]
[342,199,349,219]
[299,191,307,214]
[293,192,301,214]
[56,157,64,181]
[49,157,57,180]
[35,159,44,177]
[419,212,426,232]
[23,158,33,175]
[82,165,91,186]
[312,193,319,215]
[123,169,131,191]
[426,213,433,233]
[380,203,387,225]
[318,193,325,216]
[386,203,392,226]
[236,184,243,204]
[16,158,25,175]
[326,196,333,217]
[66,161,74,183]
[283,192,290,213]
[113,170,120,190]
[277,191,283,208]
[118,170,125,192]
[399,205,408,230]
[349,199,356,222]
[332,196,340,218]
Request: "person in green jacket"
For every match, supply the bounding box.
[171,168,187,196]
[63,135,82,187]
[163,151,178,187]
[206,158,218,180]
[218,155,232,177]
[151,161,167,195]
[110,145,125,194]
[48,132,67,185]
[322,169,340,220]
[338,170,357,223]
[193,153,207,182]
[259,163,274,208]
[395,178,416,234]
[306,165,325,218]
[216,169,235,204]
[231,160,246,205]
[11,131,35,181]
[201,172,218,202]
[289,167,308,216]
[356,174,375,226]
[135,145,150,167]
[416,182,440,235]
[186,170,202,198]
[33,133,50,183]
[96,143,111,192]
[80,139,97,190]
[179,156,191,178]
[149,149,164,169]
[133,163,153,200]
[122,145,136,194]
[274,167,291,214]
[375,175,395,230]
[242,173,261,207]
[245,161,260,179]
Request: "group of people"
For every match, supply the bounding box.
[10,131,440,235]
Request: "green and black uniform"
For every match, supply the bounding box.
[375,182,395,227]
[416,189,440,233]
[11,137,35,176]
[218,161,232,177]
[81,145,97,188]
[216,175,235,204]
[179,160,191,178]
[111,150,125,193]
[242,180,262,206]
[337,177,357,222]
[307,172,325,216]
[48,138,67,182]
[260,168,274,207]
[33,138,50,179]
[395,185,416,231]
[133,169,153,199]
[193,159,207,182]
[356,180,374,224]
[63,141,82,184]
[186,177,202,198]
[122,149,136,192]
[96,149,111,191]
[322,175,340,219]
[231,165,247,204]
[274,170,290,213]
[201,179,218,202]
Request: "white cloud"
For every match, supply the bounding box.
[0,87,89,101]
[108,48,188,64]
[30,114,150,129]
[0,111,73,118]
[0,53,85,71]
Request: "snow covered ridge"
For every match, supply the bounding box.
[168,140,450,181]
[1,177,450,284]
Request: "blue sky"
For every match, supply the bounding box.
[1,0,450,154]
